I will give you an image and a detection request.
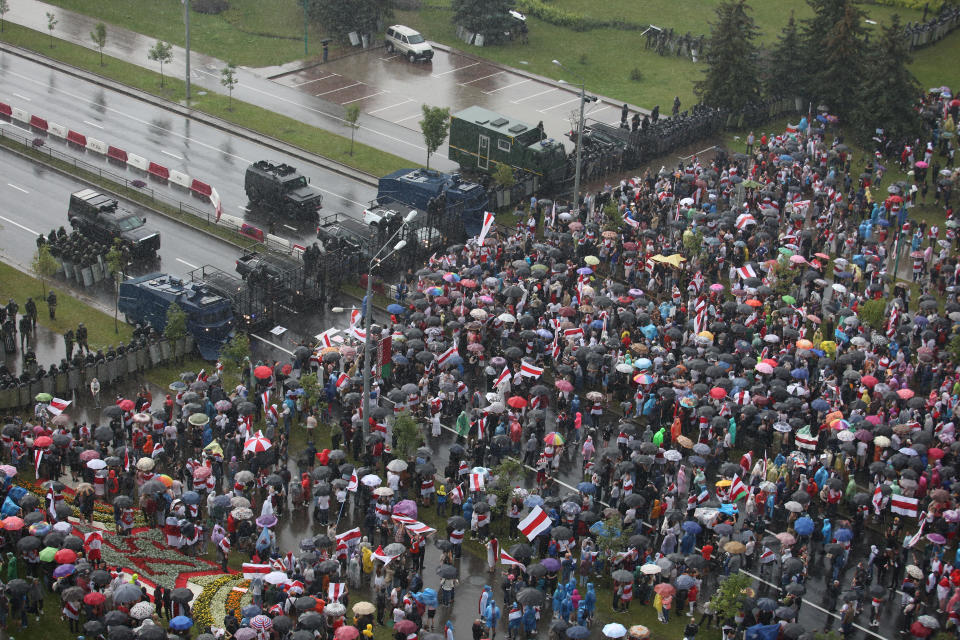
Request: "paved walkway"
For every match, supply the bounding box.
[2,0,451,169]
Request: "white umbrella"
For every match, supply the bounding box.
[86,459,107,470]
[136,457,155,471]
[498,313,516,323]
[640,563,661,575]
[615,363,634,373]
[836,430,855,442]
[603,623,627,639]
[469,309,488,320]
[386,459,407,473]
[486,402,505,414]
[664,450,682,462]
[784,501,804,513]
[361,474,382,487]
[373,487,394,497]
[264,571,289,585]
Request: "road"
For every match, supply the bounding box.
[0,52,380,245]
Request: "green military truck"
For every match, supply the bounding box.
[447,106,568,188]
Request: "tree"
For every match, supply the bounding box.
[220,332,250,372]
[220,62,238,108]
[800,0,866,119]
[32,244,58,300]
[45,11,57,48]
[853,15,921,143]
[298,371,324,415]
[858,299,888,333]
[164,302,188,342]
[593,515,629,555]
[0,0,10,33]
[148,41,173,87]
[305,0,391,44]
[419,105,451,169]
[105,241,125,333]
[344,104,360,156]
[710,572,753,621]
[694,1,761,111]
[90,22,107,66]
[764,12,806,98]
[492,163,516,190]
[489,459,524,520]
[451,0,516,42]
[392,413,423,460]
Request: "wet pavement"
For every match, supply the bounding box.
[0,0,452,170]
[274,46,642,150]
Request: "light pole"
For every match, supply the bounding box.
[362,210,419,431]
[183,0,191,101]
[302,0,309,57]
[553,59,586,212]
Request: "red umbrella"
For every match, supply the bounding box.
[861,375,878,388]
[33,436,52,448]
[281,364,293,375]
[929,447,946,460]
[84,592,106,606]
[55,549,77,564]
[558,307,576,317]
[910,622,934,638]
[897,388,915,400]
[335,627,360,640]
[507,396,528,409]
[2,517,24,530]
[555,380,573,392]
[254,366,273,380]
[434,296,450,306]
[709,387,727,400]
[393,621,417,635]
[118,399,135,412]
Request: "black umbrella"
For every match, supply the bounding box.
[297,613,324,630]
[170,588,193,603]
[516,587,545,606]
[525,563,548,578]
[436,564,458,578]
[104,610,129,626]
[17,536,41,551]
[447,516,468,530]
[109,626,135,640]
[85,621,106,635]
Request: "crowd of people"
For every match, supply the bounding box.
[2,89,960,640]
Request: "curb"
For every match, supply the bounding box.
[0,42,380,188]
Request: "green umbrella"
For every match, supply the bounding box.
[38,546,57,563]
[782,295,797,305]
[35,393,52,403]
[778,247,795,257]
[742,180,761,189]
[188,413,210,427]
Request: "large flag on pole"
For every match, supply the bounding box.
[517,506,552,540]
[478,212,495,246]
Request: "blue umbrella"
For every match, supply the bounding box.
[791,368,808,380]
[779,154,794,163]
[675,574,696,590]
[689,455,706,466]
[834,528,853,542]
[756,598,777,612]
[589,521,610,536]
[387,304,405,314]
[641,324,658,340]
[444,355,464,368]
[241,605,261,618]
[181,491,200,505]
[810,399,830,412]
[566,625,590,639]
[577,482,596,494]
[681,520,702,534]
[524,495,544,509]
[414,588,438,607]
[170,616,193,631]
[718,503,738,516]
[794,516,814,536]
[392,354,409,365]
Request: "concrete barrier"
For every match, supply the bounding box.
[127,154,149,172]
[66,130,87,146]
[86,138,108,155]
[29,115,48,131]
[148,162,170,180]
[190,179,212,198]
[48,123,68,139]
[169,169,191,189]
[107,146,128,162]
[11,107,29,123]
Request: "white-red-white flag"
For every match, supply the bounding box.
[347,471,359,492]
[328,582,347,601]
[437,345,459,367]
[517,506,552,540]
[499,549,524,567]
[469,473,484,492]
[478,211,496,246]
[494,366,511,388]
[47,398,71,416]
[520,361,543,378]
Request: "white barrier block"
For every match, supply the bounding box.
[48,122,68,138]
[169,169,192,189]
[127,153,148,171]
[266,234,292,250]
[86,138,108,155]
[218,213,243,228]
[11,107,28,123]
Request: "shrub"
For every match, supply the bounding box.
[193,0,229,14]
[630,67,643,82]
[391,0,421,8]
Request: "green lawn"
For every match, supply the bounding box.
[0,260,134,350]
[0,21,416,178]
[40,0,332,67]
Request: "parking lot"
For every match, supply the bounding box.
[273,44,640,150]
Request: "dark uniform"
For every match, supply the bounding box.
[24,298,37,331]
[64,329,74,360]
[76,323,89,354]
[46,291,57,319]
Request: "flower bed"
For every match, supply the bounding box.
[224,579,252,621]
[193,574,239,629]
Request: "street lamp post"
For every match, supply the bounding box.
[302,0,309,57]
[361,210,419,431]
[553,59,586,213]
[184,0,191,101]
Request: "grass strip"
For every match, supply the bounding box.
[0,21,417,178]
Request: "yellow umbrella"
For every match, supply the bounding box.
[715,479,732,488]
[584,256,600,266]
[697,331,714,341]
[204,440,223,456]
[663,254,687,267]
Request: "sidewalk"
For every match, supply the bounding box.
[3,0,453,169]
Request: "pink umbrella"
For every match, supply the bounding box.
[709,284,724,292]
[392,499,418,518]
[755,362,774,374]
[193,466,212,480]
[897,388,915,400]
[79,450,100,462]
[916,161,929,169]
[460,279,477,288]
[789,255,807,265]
[243,431,272,454]
[555,380,574,392]
[0,465,16,477]
[864,415,883,426]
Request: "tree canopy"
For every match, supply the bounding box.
[452,0,517,41]
[694,0,761,111]
[306,0,391,42]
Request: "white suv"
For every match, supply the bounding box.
[385,25,434,63]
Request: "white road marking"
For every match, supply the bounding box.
[457,71,504,85]
[483,79,530,94]
[378,55,399,61]
[510,87,556,104]
[315,82,363,97]
[538,97,581,113]
[341,91,385,105]
[394,113,423,124]
[82,120,104,129]
[291,74,339,87]
[175,258,199,269]
[6,183,29,194]
[0,214,37,234]
[250,333,294,355]
[307,184,366,207]
[192,68,426,152]
[161,150,184,160]
[367,99,413,114]
[283,224,298,231]
[12,93,30,101]
[431,61,479,77]
[237,205,249,211]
